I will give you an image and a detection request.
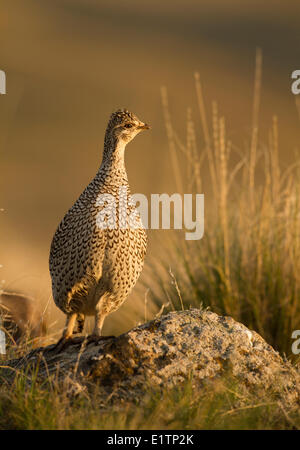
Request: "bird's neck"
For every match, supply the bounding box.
[98,137,128,181]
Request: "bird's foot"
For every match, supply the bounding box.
[48,336,84,354]
[86,334,115,345]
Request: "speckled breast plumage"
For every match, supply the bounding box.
[49,169,147,316]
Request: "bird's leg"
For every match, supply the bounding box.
[74,313,85,335]
[93,307,105,337]
[87,311,106,343]
[87,303,114,343]
[51,313,80,353]
[61,312,78,339]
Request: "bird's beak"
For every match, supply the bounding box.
[138,123,151,130]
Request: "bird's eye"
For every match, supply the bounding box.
[124,123,133,129]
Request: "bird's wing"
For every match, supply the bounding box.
[49,202,108,310]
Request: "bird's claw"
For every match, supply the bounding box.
[47,336,84,354]
[86,334,115,345]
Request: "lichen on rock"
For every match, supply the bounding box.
[4,309,300,407]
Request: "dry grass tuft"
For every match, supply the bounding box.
[150,51,300,358]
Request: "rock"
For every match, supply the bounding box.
[3,309,300,407]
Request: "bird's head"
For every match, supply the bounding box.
[105,109,150,146]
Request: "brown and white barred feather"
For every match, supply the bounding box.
[49,109,148,338]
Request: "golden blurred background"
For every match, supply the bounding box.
[1,0,299,337]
